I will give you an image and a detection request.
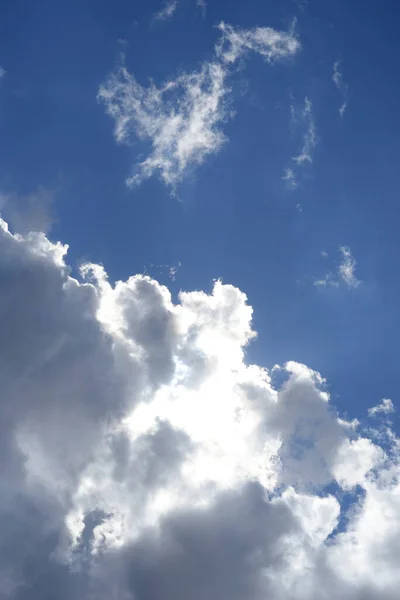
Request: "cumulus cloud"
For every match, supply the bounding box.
[333,61,348,116]
[98,22,300,189]
[314,245,361,289]
[0,217,399,599]
[153,0,178,22]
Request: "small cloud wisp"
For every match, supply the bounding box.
[333,61,348,117]
[314,245,361,289]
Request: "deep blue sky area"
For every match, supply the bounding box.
[0,0,399,424]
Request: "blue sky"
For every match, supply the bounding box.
[2,0,400,422]
[1,1,400,598]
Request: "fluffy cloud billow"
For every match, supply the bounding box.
[0,217,399,600]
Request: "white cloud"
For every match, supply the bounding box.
[282,167,297,188]
[0,216,400,598]
[168,262,181,281]
[314,246,361,289]
[99,61,229,189]
[338,245,361,288]
[215,21,300,65]
[292,97,317,164]
[196,0,207,18]
[153,0,178,22]
[0,66,6,79]
[313,273,340,288]
[283,97,317,189]
[99,22,300,189]
[369,398,395,417]
[143,261,182,281]
[333,61,348,116]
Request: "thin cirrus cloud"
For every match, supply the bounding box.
[292,97,317,164]
[282,96,317,189]
[153,0,178,22]
[196,0,207,18]
[333,60,348,116]
[338,245,361,288]
[282,167,298,188]
[98,22,301,189]
[314,245,361,289]
[0,215,399,599]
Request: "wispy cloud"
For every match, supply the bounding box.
[283,96,317,189]
[196,0,207,18]
[292,0,308,10]
[153,0,178,22]
[99,62,229,188]
[368,398,395,417]
[338,245,361,288]
[292,97,317,164]
[143,261,182,281]
[0,66,6,79]
[99,22,300,189]
[168,261,181,281]
[314,246,361,289]
[333,61,348,117]
[215,21,300,64]
[282,167,297,188]
[313,273,340,288]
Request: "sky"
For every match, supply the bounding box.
[0,0,400,598]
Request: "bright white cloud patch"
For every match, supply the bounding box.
[216,21,300,64]
[333,60,348,116]
[98,22,300,189]
[0,216,399,599]
[99,61,228,189]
